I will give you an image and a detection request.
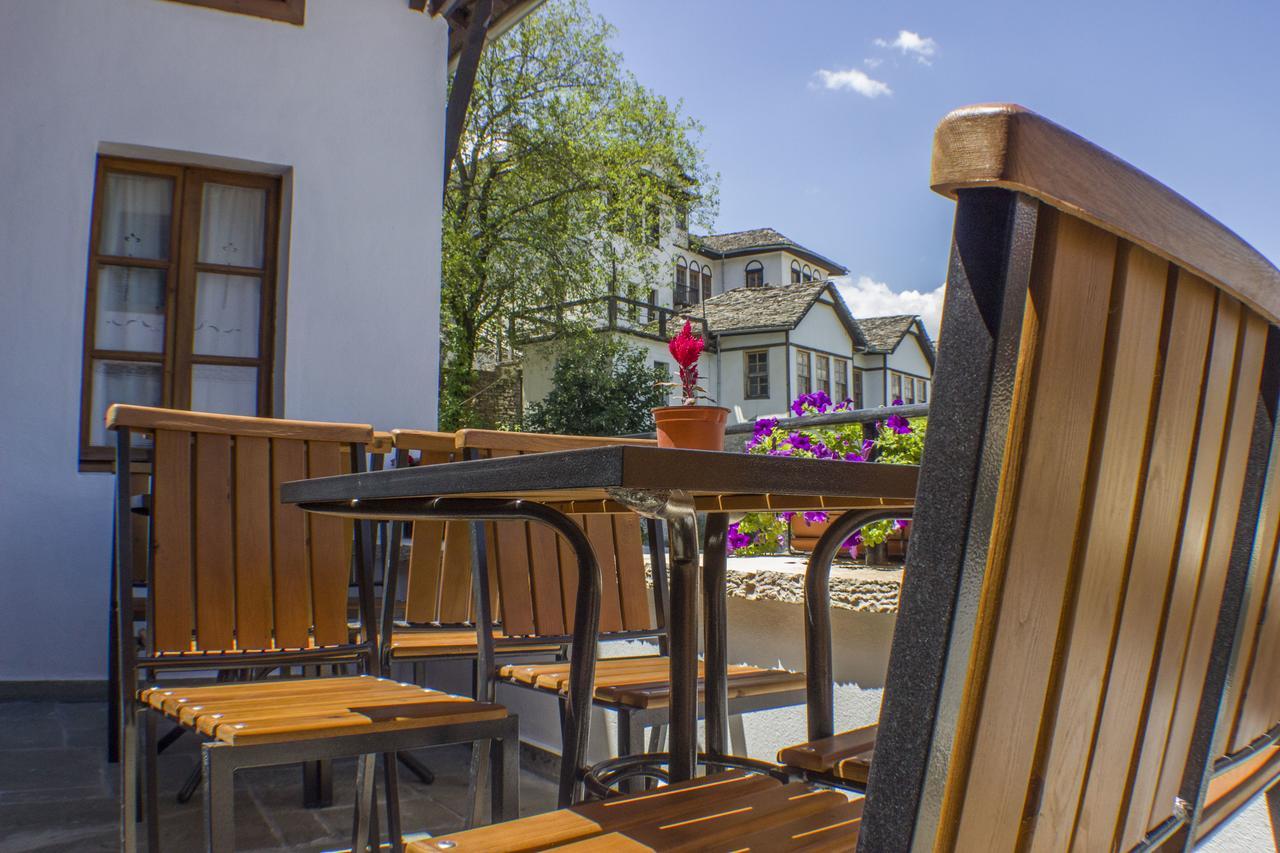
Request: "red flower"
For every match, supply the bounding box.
[668,321,704,368]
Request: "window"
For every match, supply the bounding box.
[850,367,864,409]
[903,375,916,404]
[647,288,659,322]
[816,355,831,396]
[917,378,928,403]
[745,350,769,399]
[676,201,689,232]
[790,260,801,284]
[802,264,813,283]
[646,201,662,247]
[168,0,305,25]
[745,261,764,288]
[834,358,848,403]
[674,257,693,307]
[796,349,812,395]
[890,372,903,403]
[80,157,279,466]
[700,265,713,302]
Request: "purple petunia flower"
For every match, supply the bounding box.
[788,432,813,452]
[727,522,754,552]
[780,511,796,522]
[886,413,911,434]
[803,511,829,524]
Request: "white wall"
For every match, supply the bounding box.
[0,0,448,680]
[886,329,933,379]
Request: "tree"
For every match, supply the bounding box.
[524,335,669,436]
[440,0,716,429]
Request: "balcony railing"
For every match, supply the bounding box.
[509,295,714,350]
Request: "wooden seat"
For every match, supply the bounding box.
[777,724,877,786]
[389,629,559,658]
[500,656,806,710]
[406,770,863,852]
[139,675,507,745]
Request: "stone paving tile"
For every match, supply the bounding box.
[0,747,106,794]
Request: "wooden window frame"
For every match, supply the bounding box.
[744,350,770,400]
[700,265,712,302]
[834,357,848,403]
[80,156,280,470]
[796,349,812,395]
[851,366,864,409]
[890,371,904,403]
[165,0,306,25]
[790,260,802,285]
[917,378,928,403]
[745,261,764,288]
[816,354,831,396]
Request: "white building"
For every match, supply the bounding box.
[0,0,539,683]
[517,226,936,423]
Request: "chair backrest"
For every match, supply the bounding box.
[107,405,373,655]
[859,105,1280,852]
[392,428,659,639]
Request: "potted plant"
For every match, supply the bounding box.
[653,320,729,450]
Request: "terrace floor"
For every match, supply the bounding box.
[0,699,557,852]
[0,698,1268,851]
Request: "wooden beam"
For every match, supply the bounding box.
[442,0,493,187]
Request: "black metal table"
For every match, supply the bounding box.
[281,445,917,805]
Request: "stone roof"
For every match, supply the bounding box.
[678,281,835,334]
[692,227,849,275]
[855,315,918,353]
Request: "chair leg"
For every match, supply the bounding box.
[202,744,234,853]
[142,707,160,852]
[617,711,645,794]
[107,605,120,765]
[303,756,333,808]
[493,722,520,823]
[1267,783,1280,852]
[466,740,491,829]
[351,752,377,853]
[383,752,402,853]
[120,702,138,852]
[729,714,748,757]
[177,760,202,804]
[397,751,436,785]
[647,724,666,753]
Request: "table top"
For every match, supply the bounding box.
[281,445,918,515]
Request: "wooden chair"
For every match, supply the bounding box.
[387,429,807,767]
[108,405,518,853]
[433,102,1280,850]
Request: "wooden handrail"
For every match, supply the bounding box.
[105,404,373,443]
[390,428,458,454]
[931,103,1280,323]
[454,428,657,453]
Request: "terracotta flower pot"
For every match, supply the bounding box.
[652,405,730,450]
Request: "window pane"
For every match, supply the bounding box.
[95,266,166,353]
[199,183,266,268]
[191,364,258,415]
[100,173,172,260]
[91,360,162,446]
[193,273,261,357]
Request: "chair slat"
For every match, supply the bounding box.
[405,521,446,623]
[1027,243,1169,848]
[437,521,473,623]
[1070,274,1218,851]
[492,520,536,636]
[949,211,1118,852]
[193,433,236,651]
[270,438,312,647]
[1230,473,1280,749]
[1119,291,1245,843]
[612,516,652,631]
[307,441,351,646]
[583,514,623,633]
[558,526,579,628]
[233,435,274,649]
[151,429,195,652]
[528,522,566,636]
[1138,307,1268,840]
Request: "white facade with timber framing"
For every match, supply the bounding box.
[0,0,537,682]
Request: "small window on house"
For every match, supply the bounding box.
[834,358,848,403]
[168,0,305,25]
[851,367,864,409]
[790,260,801,285]
[646,201,662,247]
[700,265,713,302]
[917,378,928,403]
[674,257,691,307]
[802,264,813,283]
[647,288,660,322]
[745,350,769,399]
[904,376,917,404]
[796,349,812,395]
[80,157,280,468]
[745,261,764,288]
[676,201,689,232]
[816,355,831,396]
[890,372,903,403]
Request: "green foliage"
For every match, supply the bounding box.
[440,0,717,428]
[728,513,790,557]
[523,335,669,436]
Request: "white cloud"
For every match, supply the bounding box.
[863,57,883,69]
[814,68,892,98]
[874,30,939,65]
[834,275,946,338]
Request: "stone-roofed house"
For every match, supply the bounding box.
[515,208,933,424]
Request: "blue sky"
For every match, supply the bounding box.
[587,0,1280,333]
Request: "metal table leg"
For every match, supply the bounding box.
[702,512,730,760]
[804,509,910,740]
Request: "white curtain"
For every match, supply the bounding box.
[95,266,166,353]
[193,273,260,357]
[91,361,162,446]
[199,184,265,268]
[191,364,257,416]
[100,173,171,260]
